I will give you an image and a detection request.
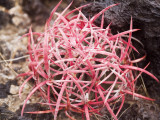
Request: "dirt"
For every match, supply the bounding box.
[0,0,160,120]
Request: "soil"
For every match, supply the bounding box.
[0,0,160,120]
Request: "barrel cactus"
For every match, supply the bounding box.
[19,1,159,120]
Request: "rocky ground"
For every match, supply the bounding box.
[0,0,160,120]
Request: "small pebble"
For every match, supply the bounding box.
[10,85,19,94]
